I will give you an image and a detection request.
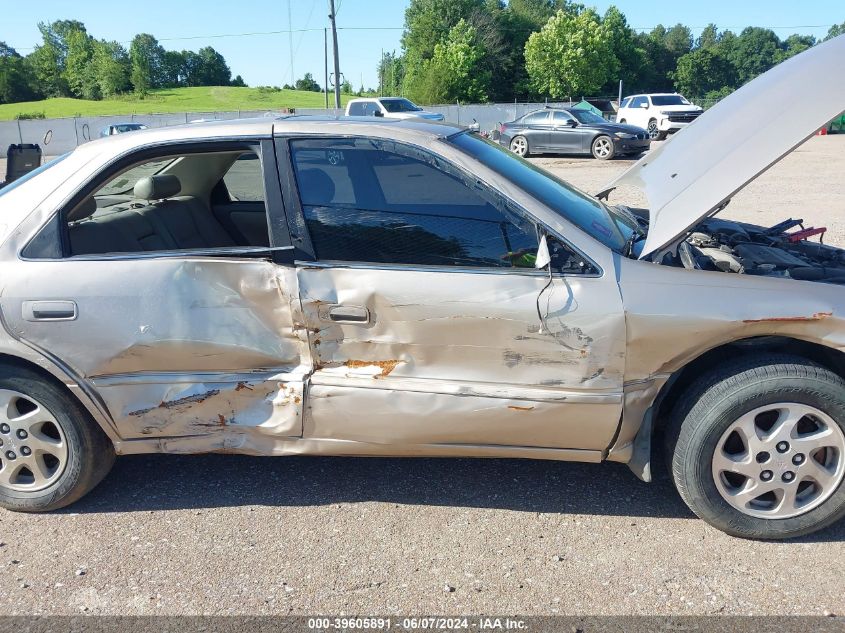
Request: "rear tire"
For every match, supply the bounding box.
[0,367,115,512]
[665,355,845,539]
[509,135,529,157]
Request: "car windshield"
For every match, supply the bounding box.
[650,95,690,106]
[0,154,70,198]
[570,110,607,125]
[380,98,422,113]
[448,132,638,253]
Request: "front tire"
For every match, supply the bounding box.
[509,135,529,157]
[0,367,115,512]
[591,135,615,160]
[666,355,845,539]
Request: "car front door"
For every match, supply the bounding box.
[275,135,625,457]
[550,111,591,153]
[0,140,310,448]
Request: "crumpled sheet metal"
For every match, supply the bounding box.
[296,265,626,452]
[607,258,845,461]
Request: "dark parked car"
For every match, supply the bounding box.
[499,108,650,160]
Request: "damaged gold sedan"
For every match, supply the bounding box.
[0,36,843,539]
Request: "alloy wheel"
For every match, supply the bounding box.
[0,389,68,492]
[593,137,613,159]
[647,121,660,140]
[712,403,845,519]
[509,136,527,157]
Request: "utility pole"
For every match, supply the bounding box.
[287,0,294,86]
[328,0,341,109]
[324,28,329,109]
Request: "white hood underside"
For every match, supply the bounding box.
[599,34,845,260]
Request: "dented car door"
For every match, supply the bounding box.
[277,136,626,456]
[0,141,311,451]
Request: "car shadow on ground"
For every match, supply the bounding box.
[67,454,845,542]
[69,454,681,517]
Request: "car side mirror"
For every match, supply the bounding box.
[535,235,551,269]
[373,111,384,117]
[567,119,578,127]
[640,103,649,108]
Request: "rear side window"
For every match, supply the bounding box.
[290,138,538,269]
[222,153,265,202]
[522,111,549,124]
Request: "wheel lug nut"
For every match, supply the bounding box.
[760,470,774,482]
[782,471,795,483]
[792,453,805,466]
[0,423,9,434]
[20,446,31,456]
[756,451,771,463]
[776,441,790,453]
[5,450,16,460]
[15,429,27,440]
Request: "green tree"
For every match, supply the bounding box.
[600,6,647,94]
[129,34,164,95]
[64,26,99,99]
[672,48,735,97]
[524,8,615,98]
[294,73,321,92]
[92,40,130,97]
[27,20,86,97]
[378,51,405,96]
[727,27,782,85]
[696,23,719,50]
[826,22,845,40]
[412,18,490,103]
[0,43,40,104]
[195,46,231,85]
[231,74,247,87]
[160,50,186,87]
[778,34,815,62]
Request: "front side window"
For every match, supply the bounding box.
[570,110,607,125]
[552,111,574,125]
[348,102,365,116]
[630,96,647,108]
[290,138,538,269]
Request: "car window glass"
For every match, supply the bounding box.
[631,96,646,108]
[290,138,538,269]
[552,111,573,124]
[620,98,631,109]
[222,153,265,202]
[523,111,549,125]
[65,149,270,256]
[348,102,365,115]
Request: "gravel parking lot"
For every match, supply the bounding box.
[0,136,843,617]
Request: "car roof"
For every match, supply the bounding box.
[74,115,464,160]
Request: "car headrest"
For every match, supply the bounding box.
[67,196,97,222]
[134,174,181,201]
[297,168,335,206]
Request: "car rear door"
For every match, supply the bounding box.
[520,111,552,150]
[274,134,625,457]
[0,139,310,449]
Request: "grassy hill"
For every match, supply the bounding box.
[0,86,352,120]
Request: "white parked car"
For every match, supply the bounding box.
[345,97,445,122]
[616,93,703,140]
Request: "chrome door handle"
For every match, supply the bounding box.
[319,304,370,324]
[22,300,78,321]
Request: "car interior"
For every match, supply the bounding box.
[65,150,271,256]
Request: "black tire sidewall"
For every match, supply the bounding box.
[676,371,845,539]
[0,370,110,511]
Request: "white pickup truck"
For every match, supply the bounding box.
[345,97,444,121]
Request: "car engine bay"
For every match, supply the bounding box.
[676,217,845,285]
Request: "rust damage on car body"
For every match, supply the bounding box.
[344,359,402,377]
[743,312,833,324]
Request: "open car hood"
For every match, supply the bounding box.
[599,34,845,260]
